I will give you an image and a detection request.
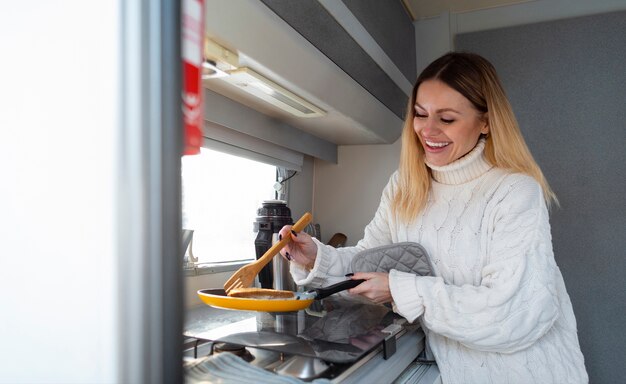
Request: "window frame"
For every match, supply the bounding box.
[181,145,296,276]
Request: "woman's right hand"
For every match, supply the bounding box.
[278,224,318,270]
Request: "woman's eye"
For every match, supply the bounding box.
[414,113,427,119]
[441,118,454,124]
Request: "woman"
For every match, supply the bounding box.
[279,52,588,383]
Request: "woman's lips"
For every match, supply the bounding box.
[424,139,450,152]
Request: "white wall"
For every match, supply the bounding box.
[313,139,401,246]
[310,0,626,248]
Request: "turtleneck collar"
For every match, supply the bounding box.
[426,138,493,185]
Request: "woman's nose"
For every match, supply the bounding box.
[420,117,439,136]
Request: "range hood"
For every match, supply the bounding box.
[203,0,405,147]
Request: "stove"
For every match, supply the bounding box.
[183,296,436,383]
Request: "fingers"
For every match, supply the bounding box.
[347,272,377,294]
[278,224,309,244]
[351,272,378,280]
[347,272,392,304]
[278,226,293,261]
[278,224,312,262]
[278,225,293,241]
[278,224,318,269]
[348,279,370,295]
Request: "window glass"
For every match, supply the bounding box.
[181,147,276,264]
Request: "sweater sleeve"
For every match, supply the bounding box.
[291,172,398,287]
[389,175,560,353]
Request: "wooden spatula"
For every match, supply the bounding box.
[224,212,312,294]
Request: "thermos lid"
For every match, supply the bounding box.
[257,200,291,218]
[262,199,287,205]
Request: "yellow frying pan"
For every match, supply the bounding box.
[198,279,364,312]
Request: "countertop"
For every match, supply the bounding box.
[184,304,257,340]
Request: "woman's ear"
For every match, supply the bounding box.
[480,115,489,135]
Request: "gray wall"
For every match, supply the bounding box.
[457,11,626,384]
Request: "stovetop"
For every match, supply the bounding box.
[183,296,422,382]
[185,296,405,362]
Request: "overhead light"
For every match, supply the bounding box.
[202,60,229,79]
[203,38,325,118]
[203,39,238,79]
[221,67,326,118]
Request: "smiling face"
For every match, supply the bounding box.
[413,79,489,167]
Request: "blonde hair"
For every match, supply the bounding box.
[393,52,558,222]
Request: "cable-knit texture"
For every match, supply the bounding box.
[292,143,588,383]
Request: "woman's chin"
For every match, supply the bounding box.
[424,155,449,167]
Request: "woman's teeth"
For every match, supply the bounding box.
[425,140,450,148]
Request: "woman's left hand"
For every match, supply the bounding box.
[348,272,392,304]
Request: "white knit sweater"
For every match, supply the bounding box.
[291,140,588,384]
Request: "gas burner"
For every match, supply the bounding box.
[274,355,330,381]
[184,299,424,382]
[212,342,255,362]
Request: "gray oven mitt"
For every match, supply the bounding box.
[351,242,433,276]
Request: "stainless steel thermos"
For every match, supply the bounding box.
[253,200,296,291]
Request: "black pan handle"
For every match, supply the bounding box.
[313,279,365,300]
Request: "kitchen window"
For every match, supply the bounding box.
[181,147,277,267]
